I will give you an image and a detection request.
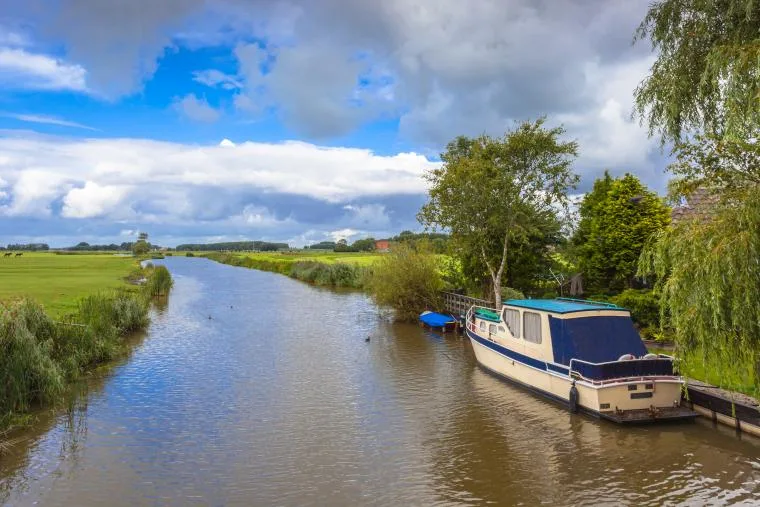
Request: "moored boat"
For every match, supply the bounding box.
[466,298,697,423]
[419,311,458,332]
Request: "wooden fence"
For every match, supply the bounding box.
[440,292,493,319]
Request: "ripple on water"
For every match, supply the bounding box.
[1,257,760,506]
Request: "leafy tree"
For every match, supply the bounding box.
[634,0,760,142]
[419,118,579,307]
[138,232,149,242]
[132,241,150,256]
[640,134,760,394]
[573,173,670,292]
[351,237,376,252]
[366,243,443,321]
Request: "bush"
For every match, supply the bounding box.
[144,265,173,297]
[366,243,443,321]
[186,252,195,257]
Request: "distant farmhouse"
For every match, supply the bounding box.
[375,240,390,252]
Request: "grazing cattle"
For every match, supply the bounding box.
[3,252,11,257]
[15,253,22,257]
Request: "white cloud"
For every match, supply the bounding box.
[0,48,87,91]
[329,228,359,242]
[219,138,236,147]
[0,133,438,221]
[0,169,70,217]
[61,181,132,218]
[1,112,97,130]
[193,69,241,90]
[173,94,221,122]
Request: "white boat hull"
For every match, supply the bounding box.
[467,328,694,423]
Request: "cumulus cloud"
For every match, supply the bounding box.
[173,94,221,122]
[0,132,436,242]
[61,181,132,218]
[0,47,87,91]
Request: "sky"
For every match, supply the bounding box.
[0,0,668,248]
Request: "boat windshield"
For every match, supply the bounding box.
[548,315,647,366]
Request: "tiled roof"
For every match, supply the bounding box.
[671,187,720,224]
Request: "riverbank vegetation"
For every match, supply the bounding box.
[366,243,443,321]
[201,251,371,289]
[631,0,760,396]
[0,259,173,430]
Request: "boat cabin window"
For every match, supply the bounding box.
[479,321,486,332]
[502,308,520,338]
[523,312,542,344]
[488,324,497,335]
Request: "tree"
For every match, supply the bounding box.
[138,232,149,242]
[419,118,579,307]
[366,243,443,321]
[639,134,760,393]
[132,241,149,256]
[351,237,376,252]
[634,0,760,142]
[573,173,670,292]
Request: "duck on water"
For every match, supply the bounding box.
[466,298,697,423]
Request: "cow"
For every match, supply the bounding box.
[15,253,22,257]
[3,252,11,257]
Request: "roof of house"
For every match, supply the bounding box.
[671,187,720,224]
[504,298,624,314]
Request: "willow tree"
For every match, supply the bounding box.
[639,134,760,393]
[634,0,760,142]
[418,119,578,307]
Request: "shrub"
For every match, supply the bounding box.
[186,252,195,257]
[366,243,443,321]
[144,265,173,297]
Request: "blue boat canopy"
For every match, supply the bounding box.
[504,298,622,314]
[419,311,456,327]
[548,315,648,366]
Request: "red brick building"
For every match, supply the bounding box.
[375,240,390,252]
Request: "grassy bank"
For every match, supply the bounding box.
[0,259,172,431]
[201,251,371,288]
[0,253,139,316]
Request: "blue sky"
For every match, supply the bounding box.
[0,0,667,248]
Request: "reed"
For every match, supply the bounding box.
[0,262,171,430]
[144,265,173,297]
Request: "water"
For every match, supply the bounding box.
[1,257,759,506]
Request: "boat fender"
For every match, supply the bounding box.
[568,381,579,414]
[618,353,635,361]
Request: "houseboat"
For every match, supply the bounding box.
[466,298,697,423]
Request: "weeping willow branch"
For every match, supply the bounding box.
[639,190,760,395]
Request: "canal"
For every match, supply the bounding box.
[1,257,759,505]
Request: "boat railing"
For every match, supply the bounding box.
[569,355,677,383]
[466,305,501,337]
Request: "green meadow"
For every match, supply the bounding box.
[0,252,138,316]
[240,250,382,266]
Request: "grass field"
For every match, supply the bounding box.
[238,250,382,266]
[0,252,138,316]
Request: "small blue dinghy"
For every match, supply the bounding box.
[419,311,458,332]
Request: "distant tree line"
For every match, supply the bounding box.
[175,241,289,252]
[5,243,50,251]
[65,242,135,251]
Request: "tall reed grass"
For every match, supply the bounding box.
[0,262,172,430]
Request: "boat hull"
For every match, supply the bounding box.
[466,328,697,424]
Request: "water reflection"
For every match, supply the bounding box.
[0,257,759,506]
